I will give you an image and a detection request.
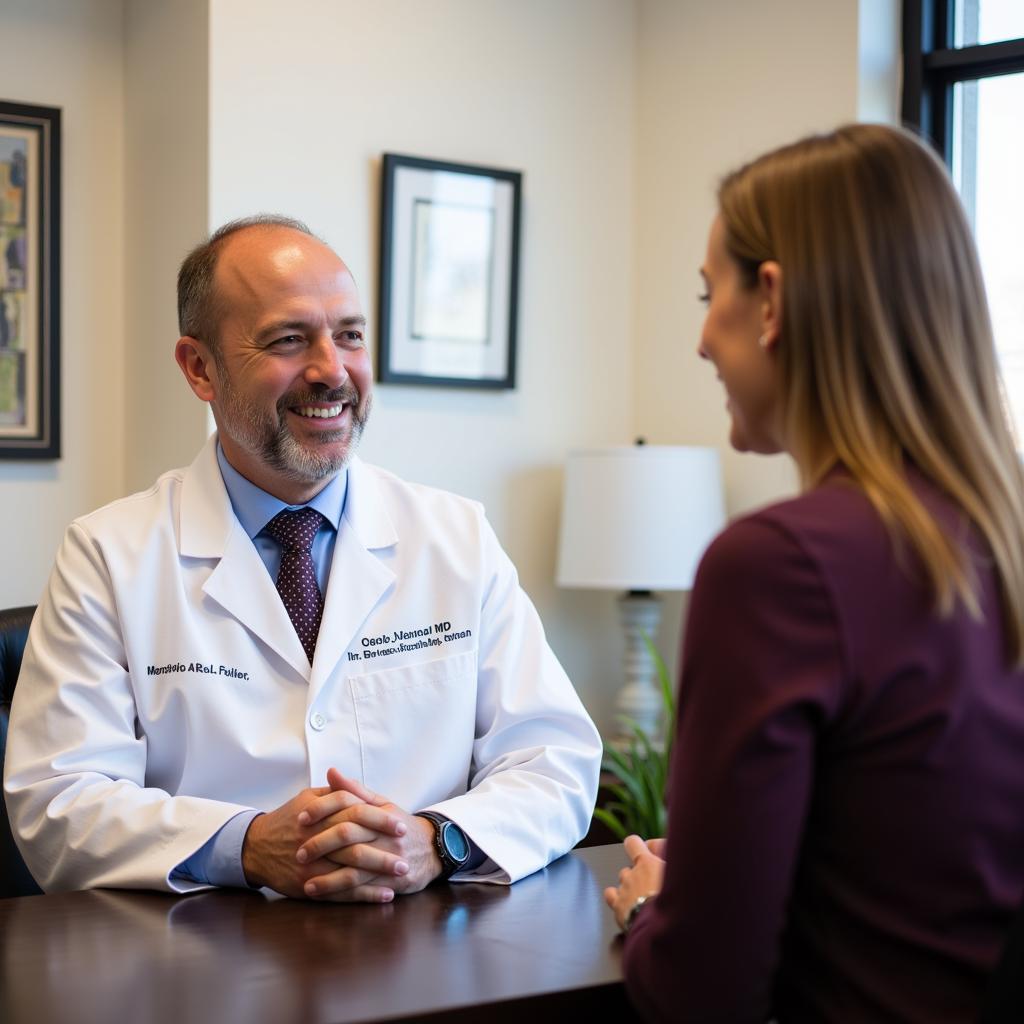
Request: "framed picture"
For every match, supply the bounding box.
[378,154,521,389]
[0,100,60,460]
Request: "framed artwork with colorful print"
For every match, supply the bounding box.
[0,99,60,459]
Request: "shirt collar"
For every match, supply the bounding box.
[215,441,347,540]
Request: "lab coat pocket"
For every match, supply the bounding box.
[349,649,478,805]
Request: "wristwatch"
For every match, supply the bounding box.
[415,811,471,881]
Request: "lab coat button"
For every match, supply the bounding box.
[310,712,327,731]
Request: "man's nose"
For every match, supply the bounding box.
[304,333,347,387]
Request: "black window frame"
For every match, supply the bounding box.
[902,0,1024,163]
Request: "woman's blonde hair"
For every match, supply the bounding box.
[718,123,1024,666]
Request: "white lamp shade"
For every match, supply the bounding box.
[556,446,725,591]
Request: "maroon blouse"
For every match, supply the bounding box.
[623,472,1024,1022]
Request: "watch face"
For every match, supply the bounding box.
[441,821,470,862]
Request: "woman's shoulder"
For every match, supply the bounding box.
[694,473,917,625]
[698,470,950,620]
[705,476,880,573]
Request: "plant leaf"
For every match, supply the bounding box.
[602,745,648,809]
[593,807,629,842]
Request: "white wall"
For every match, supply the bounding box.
[633,0,863,514]
[0,0,126,607]
[207,0,637,730]
[123,0,211,493]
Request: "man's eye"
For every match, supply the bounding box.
[339,330,364,344]
[271,335,303,347]
[697,292,710,305]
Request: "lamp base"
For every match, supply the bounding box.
[613,591,665,744]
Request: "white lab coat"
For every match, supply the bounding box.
[4,437,601,893]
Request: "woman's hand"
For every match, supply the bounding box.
[603,833,666,931]
[644,837,667,858]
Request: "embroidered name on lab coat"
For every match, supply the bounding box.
[350,621,473,662]
[146,662,250,680]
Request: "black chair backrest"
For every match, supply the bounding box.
[980,887,1024,1022]
[1,605,43,897]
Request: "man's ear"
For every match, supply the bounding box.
[175,337,217,402]
[757,260,783,350]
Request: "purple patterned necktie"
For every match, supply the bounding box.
[263,507,325,664]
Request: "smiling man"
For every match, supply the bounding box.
[5,216,601,901]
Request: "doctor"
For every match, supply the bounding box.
[5,215,602,901]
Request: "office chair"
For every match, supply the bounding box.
[0,605,43,897]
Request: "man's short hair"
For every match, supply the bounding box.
[176,214,318,347]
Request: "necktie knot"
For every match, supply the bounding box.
[264,506,324,554]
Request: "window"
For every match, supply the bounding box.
[903,1,1024,436]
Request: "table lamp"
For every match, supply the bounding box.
[556,443,725,741]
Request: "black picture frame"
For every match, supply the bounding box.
[378,154,521,390]
[0,99,61,460]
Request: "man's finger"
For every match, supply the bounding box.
[298,820,407,866]
[296,821,379,860]
[322,884,396,904]
[304,862,402,897]
[329,803,407,837]
[326,767,388,807]
[303,865,377,896]
[297,788,366,827]
[309,841,409,878]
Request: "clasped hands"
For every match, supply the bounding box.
[241,767,442,903]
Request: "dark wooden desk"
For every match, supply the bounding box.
[0,844,637,1024]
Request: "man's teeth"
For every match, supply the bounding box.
[295,405,343,419]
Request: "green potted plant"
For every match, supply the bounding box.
[593,634,677,841]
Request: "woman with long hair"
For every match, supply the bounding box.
[604,123,1024,1022]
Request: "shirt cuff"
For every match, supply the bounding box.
[171,809,262,888]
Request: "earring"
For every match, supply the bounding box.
[758,333,770,349]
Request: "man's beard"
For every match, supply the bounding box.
[214,370,370,485]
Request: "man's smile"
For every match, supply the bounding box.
[292,404,345,420]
